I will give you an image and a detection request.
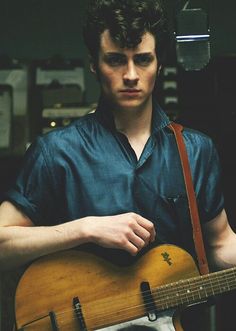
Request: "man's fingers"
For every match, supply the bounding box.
[89,213,156,255]
[128,232,146,251]
[125,241,139,256]
[135,215,156,242]
[133,227,151,245]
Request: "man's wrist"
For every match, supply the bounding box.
[55,216,96,248]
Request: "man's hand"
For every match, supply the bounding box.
[80,213,156,256]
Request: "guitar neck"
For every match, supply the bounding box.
[153,266,236,310]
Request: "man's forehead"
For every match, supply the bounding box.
[100,29,156,54]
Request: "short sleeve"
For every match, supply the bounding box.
[197,138,224,223]
[4,137,58,225]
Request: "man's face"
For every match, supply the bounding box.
[93,30,158,112]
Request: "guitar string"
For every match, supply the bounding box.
[58,278,236,331]
[58,274,236,330]
[54,271,236,319]
[21,274,236,329]
[52,273,236,326]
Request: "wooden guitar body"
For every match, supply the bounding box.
[15,245,200,331]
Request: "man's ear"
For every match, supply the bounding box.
[90,61,97,75]
[90,60,100,81]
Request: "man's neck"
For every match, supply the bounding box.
[113,98,153,159]
[114,98,152,135]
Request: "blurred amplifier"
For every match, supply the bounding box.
[42,104,96,134]
[0,85,12,150]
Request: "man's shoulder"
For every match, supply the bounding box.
[165,123,214,150]
[180,126,217,161]
[27,113,100,161]
[181,126,214,147]
[39,113,98,144]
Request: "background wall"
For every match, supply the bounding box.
[0,0,236,104]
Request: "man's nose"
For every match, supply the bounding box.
[123,62,139,84]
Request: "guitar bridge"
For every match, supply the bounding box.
[141,281,158,322]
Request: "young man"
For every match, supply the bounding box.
[0,0,236,330]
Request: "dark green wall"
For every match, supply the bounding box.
[0,0,236,103]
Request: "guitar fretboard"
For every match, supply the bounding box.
[153,267,236,310]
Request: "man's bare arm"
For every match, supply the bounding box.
[0,201,89,270]
[204,209,236,270]
[0,201,155,270]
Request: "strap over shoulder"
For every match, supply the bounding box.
[168,122,209,275]
[168,122,183,132]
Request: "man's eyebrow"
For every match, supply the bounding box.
[104,52,125,56]
[104,52,154,57]
[134,52,154,56]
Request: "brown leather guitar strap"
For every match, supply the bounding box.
[168,122,209,275]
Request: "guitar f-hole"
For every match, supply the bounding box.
[140,281,158,322]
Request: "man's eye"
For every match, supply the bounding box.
[135,55,154,66]
[105,56,126,66]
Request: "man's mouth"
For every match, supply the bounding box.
[120,89,141,94]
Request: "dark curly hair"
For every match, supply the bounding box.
[83,0,169,65]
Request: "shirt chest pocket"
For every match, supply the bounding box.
[152,194,195,253]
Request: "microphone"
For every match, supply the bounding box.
[175,8,210,71]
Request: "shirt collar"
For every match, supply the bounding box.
[95,95,171,134]
[151,98,171,134]
[95,96,117,131]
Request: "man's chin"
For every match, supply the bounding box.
[115,97,143,108]
[117,98,151,112]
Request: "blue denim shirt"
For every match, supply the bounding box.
[5,98,224,260]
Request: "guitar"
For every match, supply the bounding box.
[14,244,236,331]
